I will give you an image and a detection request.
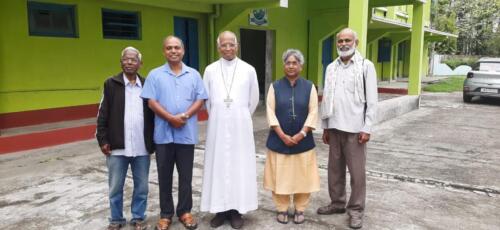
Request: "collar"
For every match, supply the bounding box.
[283,76,303,87]
[112,72,143,85]
[335,50,364,67]
[122,74,142,87]
[162,62,190,77]
[220,57,238,66]
[337,57,354,67]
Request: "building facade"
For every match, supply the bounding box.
[0,0,454,129]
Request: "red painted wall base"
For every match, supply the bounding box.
[0,125,96,154]
[378,87,408,95]
[0,104,100,129]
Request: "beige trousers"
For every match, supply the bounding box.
[272,192,311,212]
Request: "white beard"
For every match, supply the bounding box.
[337,45,356,57]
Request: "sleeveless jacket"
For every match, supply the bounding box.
[266,77,315,154]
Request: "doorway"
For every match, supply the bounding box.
[240,28,273,100]
[174,16,199,70]
[322,36,334,87]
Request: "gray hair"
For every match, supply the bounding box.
[121,46,142,62]
[216,31,238,47]
[336,28,359,41]
[282,49,305,65]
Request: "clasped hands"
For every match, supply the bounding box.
[169,113,189,128]
[280,132,305,147]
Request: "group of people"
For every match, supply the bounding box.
[96,27,377,230]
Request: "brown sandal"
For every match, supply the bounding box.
[156,218,171,230]
[179,213,198,230]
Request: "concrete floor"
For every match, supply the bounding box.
[0,92,499,230]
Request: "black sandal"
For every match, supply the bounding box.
[276,211,289,224]
[293,210,305,224]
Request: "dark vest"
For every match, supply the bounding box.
[266,77,315,154]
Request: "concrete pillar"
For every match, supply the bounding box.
[348,0,369,56]
[389,43,397,81]
[408,2,425,95]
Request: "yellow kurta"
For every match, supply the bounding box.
[263,83,320,195]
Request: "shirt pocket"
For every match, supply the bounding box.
[344,75,356,94]
[180,84,194,101]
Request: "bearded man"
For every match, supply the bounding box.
[316,28,378,230]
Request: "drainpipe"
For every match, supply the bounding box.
[209,4,221,62]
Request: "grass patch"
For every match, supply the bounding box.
[423,76,466,92]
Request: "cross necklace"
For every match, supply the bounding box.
[220,59,238,108]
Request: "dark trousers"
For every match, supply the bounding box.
[327,129,366,214]
[156,143,194,218]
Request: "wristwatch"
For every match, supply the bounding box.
[300,130,307,138]
[181,112,190,119]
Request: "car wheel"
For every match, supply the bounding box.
[463,93,472,103]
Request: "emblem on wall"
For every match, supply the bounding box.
[249,9,268,26]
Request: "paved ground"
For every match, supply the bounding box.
[1,92,499,230]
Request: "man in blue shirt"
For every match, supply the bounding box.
[141,36,207,230]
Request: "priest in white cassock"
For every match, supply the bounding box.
[201,31,259,229]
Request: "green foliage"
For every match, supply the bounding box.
[431,0,500,55]
[485,30,500,56]
[454,0,500,55]
[423,76,466,92]
[442,56,479,69]
[431,0,457,54]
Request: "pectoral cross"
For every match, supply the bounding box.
[224,96,233,108]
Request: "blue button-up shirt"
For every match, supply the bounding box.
[141,63,208,145]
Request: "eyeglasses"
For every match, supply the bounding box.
[219,43,237,49]
[121,58,139,64]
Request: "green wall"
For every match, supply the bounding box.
[214,0,309,83]
[308,10,348,86]
[0,0,208,114]
[0,0,441,115]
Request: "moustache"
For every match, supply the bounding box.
[339,45,352,51]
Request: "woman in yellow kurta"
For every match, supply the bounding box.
[264,49,320,225]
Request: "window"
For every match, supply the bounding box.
[102,9,140,40]
[479,62,500,72]
[28,1,77,37]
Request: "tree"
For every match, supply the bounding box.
[431,0,457,54]
[431,0,500,55]
[485,30,500,56]
[454,0,500,55]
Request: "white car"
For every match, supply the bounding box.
[463,57,500,102]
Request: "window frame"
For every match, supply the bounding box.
[101,8,141,40]
[27,1,78,38]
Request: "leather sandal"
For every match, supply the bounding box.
[293,210,305,224]
[179,213,198,230]
[156,218,171,230]
[276,211,289,224]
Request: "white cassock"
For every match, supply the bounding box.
[201,57,259,214]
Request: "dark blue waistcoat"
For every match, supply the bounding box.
[266,77,315,154]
